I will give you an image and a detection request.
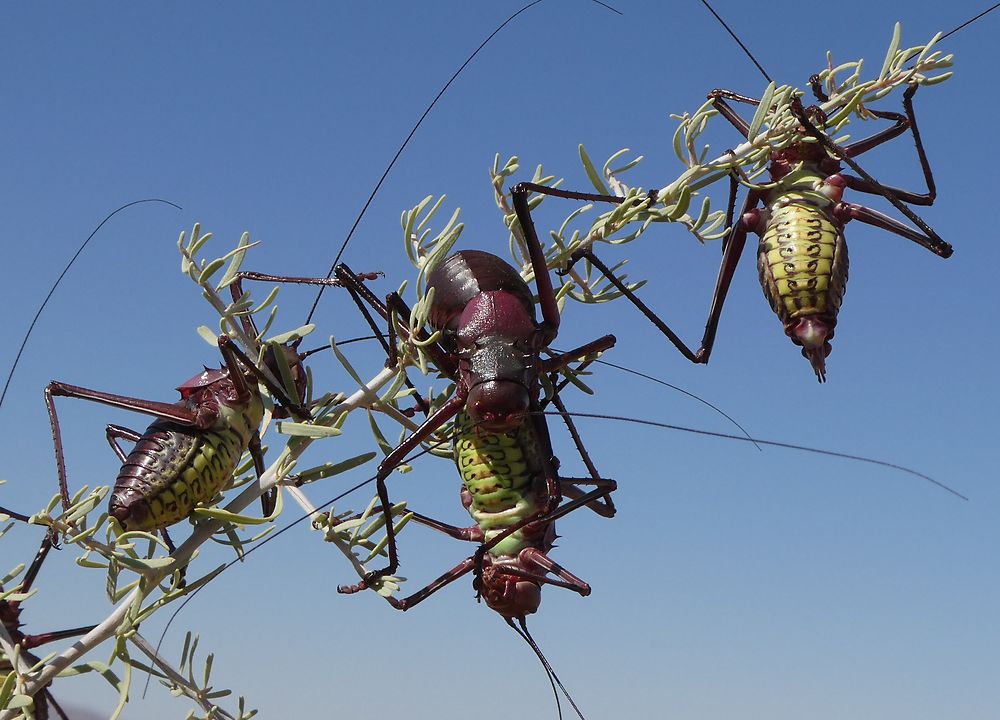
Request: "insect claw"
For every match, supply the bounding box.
[337,580,367,595]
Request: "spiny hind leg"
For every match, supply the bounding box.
[45,382,205,512]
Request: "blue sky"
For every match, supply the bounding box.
[1,2,997,718]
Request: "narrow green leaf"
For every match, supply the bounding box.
[878,22,902,80]
[0,672,15,707]
[366,410,394,458]
[329,336,367,389]
[192,506,273,525]
[267,324,315,346]
[579,145,610,195]
[197,257,226,285]
[61,661,124,691]
[364,511,413,560]
[295,452,377,484]
[113,554,177,572]
[665,185,692,220]
[204,652,214,687]
[921,72,952,86]
[275,422,342,438]
[187,225,213,257]
[747,82,776,142]
[5,693,34,709]
[196,326,219,346]
[215,232,253,290]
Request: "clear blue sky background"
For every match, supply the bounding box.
[1,2,997,718]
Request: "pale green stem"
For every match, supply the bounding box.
[128,632,236,720]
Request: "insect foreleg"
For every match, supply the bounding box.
[14,534,53,600]
[338,393,466,594]
[577,248,706,362]
[340,262,459,378]
[789,97,951,258]
[547,391,615,518]
[335,263,451,409]
[383,558,478,612]
[511,184,563,341]
[557,478,617,518]
[214,335,289,517]
[227,270,371,339]
[809,74,830,102]
[17,624,99,651]
[216,335,307,421]
[405,511,484,542]
[513,179,749,366]
[540,335,616,374]
[337,273,398,366]
[707,90,760,137]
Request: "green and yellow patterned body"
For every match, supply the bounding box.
[452,409,548,558]
[109,396,264,531]
[757,169,849,333]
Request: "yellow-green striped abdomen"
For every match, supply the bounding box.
[453,411,544,557]
[111,397,264,531]
[757,201,848,327]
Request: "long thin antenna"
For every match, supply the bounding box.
[318,333,761,449]
[306,0,622,323]
[541,410,968,500]
[0,198,182,412]
[587,356,762,451]
[507,618,564,720]
[698,0,772,83]
[940,2,1000,40]
[509,616,588,720]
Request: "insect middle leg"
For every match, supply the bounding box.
[383,479,616,612]
[513,181,723,363]
[45,335,274,523]
[709,86,949,258]
[787,89,951,257]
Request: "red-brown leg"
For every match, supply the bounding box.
[337,393,466,594]
[384,557,478,611]
[513,179,762,365]
[789,95,950,258]
[511,184,572,343]
[45,382,204,510]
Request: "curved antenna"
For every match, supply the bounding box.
[297,334,384,360]
[698,0,772,83]
[940,3,1000,40]
[305,0,623,324]
[0,198,182,412]
[507,618,564,720]
[508,616,588,720]
[540,410,968,500]
[585,355,762,451]
[331,334,761,450]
